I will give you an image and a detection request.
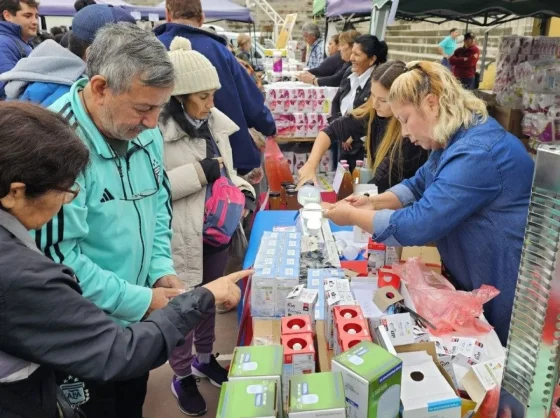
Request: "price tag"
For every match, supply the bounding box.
[130,11,141,20]
[331,163,346,194]
[148,13,159,22]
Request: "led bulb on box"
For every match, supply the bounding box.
[293,343,303,350]
[292,325,301,330]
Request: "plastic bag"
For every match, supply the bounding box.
[392,258,500,336]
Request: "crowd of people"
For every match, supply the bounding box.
[0,0,535,417]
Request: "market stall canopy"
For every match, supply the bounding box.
[372,0,560,25]
[313,0,326,17]
[325,0,372,17]
[153,0,254,22]
[39,0,253,21]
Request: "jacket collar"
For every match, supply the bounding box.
[0,210,40,253]
[160,107,239,143]
[0,21,33,45]
[68,79,154,158]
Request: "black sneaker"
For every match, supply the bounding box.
[171,375,207,416]
[192,354,229,387]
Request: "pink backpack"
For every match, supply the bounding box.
[203,177,246,247]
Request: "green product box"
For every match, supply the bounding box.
[229,345,284,417]
[331,341,403,418]
[217,378,278,418]
[288,372,346,417]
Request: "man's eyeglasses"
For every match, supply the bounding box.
[54,182,81,204]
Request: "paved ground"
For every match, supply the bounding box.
[143,309,239,418]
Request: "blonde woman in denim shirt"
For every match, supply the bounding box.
[324,61,534,346]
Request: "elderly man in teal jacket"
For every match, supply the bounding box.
[33,23,181,418]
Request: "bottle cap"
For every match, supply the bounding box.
[269,191,281,197]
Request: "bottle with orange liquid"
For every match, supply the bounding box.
[353,160,363,187]
[337,164,354,201]
[264,138,294,193]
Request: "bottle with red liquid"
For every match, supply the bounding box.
[264,138,294,193]
[337,164,354,201]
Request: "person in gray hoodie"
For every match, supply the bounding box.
[0,4,135,106]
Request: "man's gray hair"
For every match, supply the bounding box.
[86,23,174,94]
[301,22,321,39]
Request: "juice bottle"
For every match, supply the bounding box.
[264,138,295,193]
[286,189,302,210]
[337,164,354,201]
[353,160,363,185]
[269,192,282,210]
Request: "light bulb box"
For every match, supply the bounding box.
[331,341,402,418]
[228,345,284,417]
[282,314,313,336]
[217,378,278,418]
[288,372,346,418]
[286,285,319,325]
[398,351,461,418]
[281,333,316,405]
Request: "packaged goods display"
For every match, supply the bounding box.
[265,83,338,138]
[281,333,316,404]
[217,378,279,418]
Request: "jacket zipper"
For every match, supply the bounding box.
[125,155,146,285]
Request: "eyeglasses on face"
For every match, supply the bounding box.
[53,182,81,204]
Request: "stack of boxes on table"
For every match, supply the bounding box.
[264,83,338,139]
[219,231,506,417]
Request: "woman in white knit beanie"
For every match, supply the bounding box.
[158,36,256,416]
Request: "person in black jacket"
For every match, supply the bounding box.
[297,61,428,193]
[298,30,361,88]
[330,35,389,170]
[0,101,250,418]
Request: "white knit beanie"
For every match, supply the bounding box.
[168,36,221,96]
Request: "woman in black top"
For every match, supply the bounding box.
[330,35,389,170]
[297,61,429,193]
[298,30,361,88]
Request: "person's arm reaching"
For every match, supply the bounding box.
[297,116,367,188]
[32,172,153,323]
[227,52,276,136]
[318,64,349,87]
[2,247,252,382]
[372,146,501,246]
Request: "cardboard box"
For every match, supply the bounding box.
[286,286,319,323]
[493,105,523,138]
[325,291,357,349]
[282,315,313,336]
[331,341,403,418]
[229,345,284,416]
[461,358,504,412]
[252,318,281,346]
[334,318,371,356]
[315,320,332,372]
[217,378,278,418]
[307,269,345,321]
[288,372,346,417]
[281,333,316,404]
[379,313,416,347]
[399,351,461,418]
[401,246,442,273]
[368,241,386,272]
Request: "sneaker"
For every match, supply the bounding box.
[171,375,207,416]
[192,354,229,387]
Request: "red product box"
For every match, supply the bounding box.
[332,305,365,326]
[281,315,313,336]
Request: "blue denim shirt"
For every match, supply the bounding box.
[373,117,534,345]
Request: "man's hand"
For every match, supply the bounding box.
[145,287,184,317]
[324,204,356,226]
[154,274,184,290]
[297,72,315,84]
[203,269,254,310]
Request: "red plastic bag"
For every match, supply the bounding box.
[263,138,294,192]
[393,258,500,336]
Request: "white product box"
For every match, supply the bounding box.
[319,149,333,173]
[379,313,416,347]
[399,351,461,418]
[294,153,307,173]
[385,246,400,266]
[251,269,276,317]
[283,151,295,175]
[286,285,319,324]
[368,242,386,272]
[461,358,505,412]
[294,113,306,125]
[294,125,307,138]
[305,88,317,101]
[275,265,300,317]
[449,337,485,362]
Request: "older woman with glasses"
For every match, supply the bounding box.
[0,101,250,418]
[324,61,534,346]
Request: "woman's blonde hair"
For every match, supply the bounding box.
[389,61,488,145]
[338,30,361,46]
[352,61,407,186]
[237,33,251,48]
